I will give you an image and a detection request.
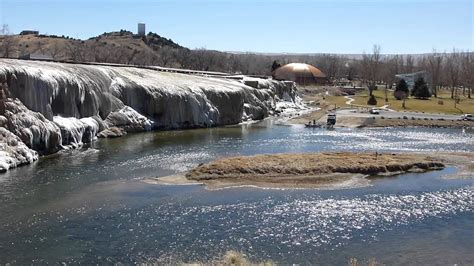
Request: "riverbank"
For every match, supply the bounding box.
[148,152,449,189]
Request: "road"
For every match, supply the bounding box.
[336,108,463,121]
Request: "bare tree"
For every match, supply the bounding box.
[427,50,443,97]
[156,46,177,67]
[343,61,357,81]
[404,55,414,73]
[175,49,194,69]
[381,54,401,101]
[35,40,44,53]
[66,41,87,62]
[445,50,460,99]
[460,51,473,98]
[49,43,64,60]
[316,54,342,81]
[0,24,17,58]
[361,45,381,96]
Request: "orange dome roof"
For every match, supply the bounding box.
[273,63,327,81]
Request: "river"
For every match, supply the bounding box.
[0,121,473,264]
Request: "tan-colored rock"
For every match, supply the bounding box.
[97,127,127,138]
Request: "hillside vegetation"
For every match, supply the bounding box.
[0,29,278,74]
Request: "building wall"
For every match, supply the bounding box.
[395,71,432,92]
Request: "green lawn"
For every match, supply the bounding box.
[350,89,474,115]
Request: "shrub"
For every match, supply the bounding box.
[367,95,377,105]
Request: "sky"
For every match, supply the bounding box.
[1,0,472,54]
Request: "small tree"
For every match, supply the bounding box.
[0,24,17,58]
[411,77,431,99]
[271,60,281,72]
[367,94,377,105]
[394,79,409,100]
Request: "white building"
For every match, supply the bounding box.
[138,23,146,36]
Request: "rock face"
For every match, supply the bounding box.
[97,127,127,138]
[104,106,153,132]
[3,98,62,154]
[0,127,38,172]
[0,59,301,171]
[0,59,298,128]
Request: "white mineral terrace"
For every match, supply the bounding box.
[0,59,303,171]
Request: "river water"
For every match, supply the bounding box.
[0,121,473,264]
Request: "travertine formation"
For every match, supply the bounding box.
[0,59,301,171]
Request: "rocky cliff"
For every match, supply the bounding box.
[0,59,301,171]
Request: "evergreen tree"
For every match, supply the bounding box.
[394,79,409,100]
[367,94,377,105]
[271,60,281,72]
[411,77,431,99]
[395,79,409,94]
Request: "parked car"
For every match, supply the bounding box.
[369,108,380,114]
[461,114,474,121]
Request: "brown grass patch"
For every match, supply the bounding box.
[186,152,444,183]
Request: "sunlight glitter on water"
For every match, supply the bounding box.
[0,126,472,264]
[153,187,474,250]
[118,150,213,172]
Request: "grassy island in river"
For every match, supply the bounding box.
[179,152,445,189]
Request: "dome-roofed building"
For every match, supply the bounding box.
[272,63,328,85]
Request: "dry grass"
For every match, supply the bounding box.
[184,250,274,266]
[6,33,162,61]
[184,250,384,265]
[186,152,444,182]
[350,257,383,266]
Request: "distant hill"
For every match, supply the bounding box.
[88,30,183,49]
[0,30,278,75]
[1,29,471,79]
[0,30,187,66]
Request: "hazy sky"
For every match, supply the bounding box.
[1,0,472,54]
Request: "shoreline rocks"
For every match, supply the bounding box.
[0,127,38,172]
